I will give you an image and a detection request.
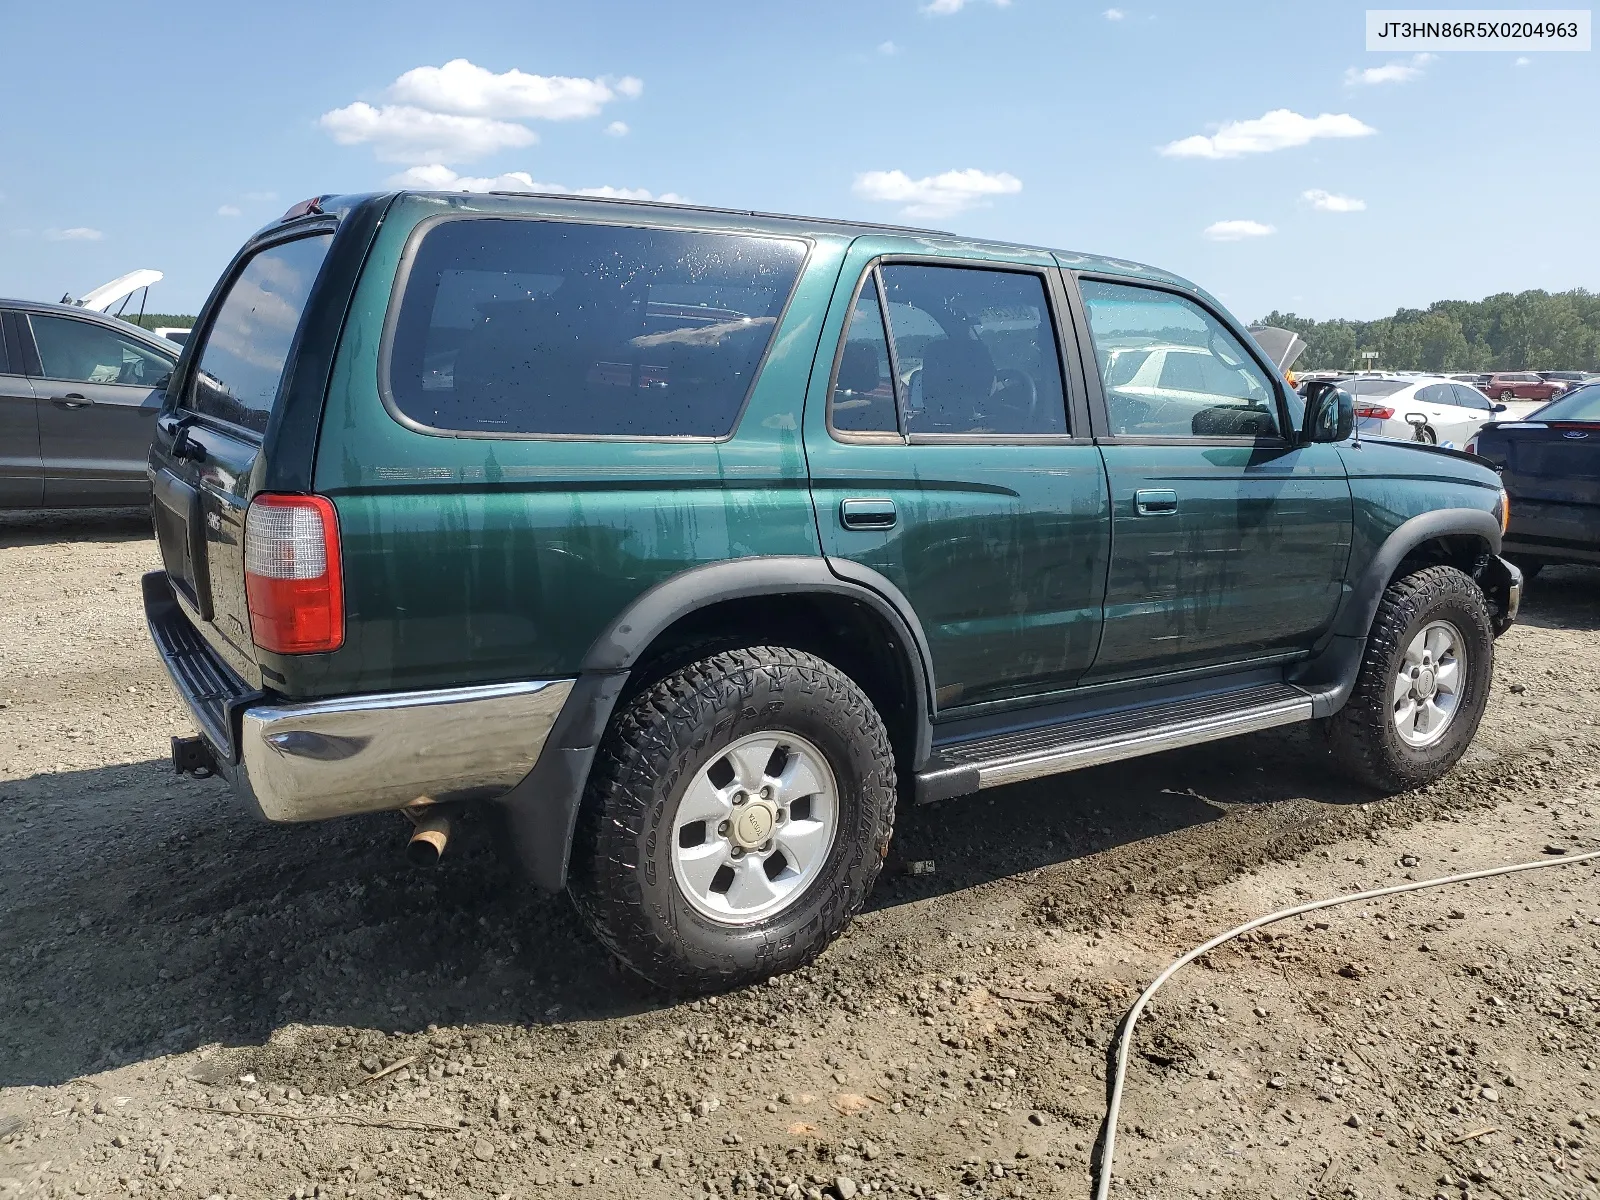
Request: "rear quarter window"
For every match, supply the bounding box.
[384,218,807,438]
[187,233,334,435]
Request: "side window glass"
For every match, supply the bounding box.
[1414,384,1448,405]
[878,265,1067,436]
[190,234,333,435]
[829,276,898,434]
[28,315,172,387]
[1079,280,1279,439]
[1454,384,1489,411]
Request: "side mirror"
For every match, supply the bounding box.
[1492,403,1507,413]
[1301,381,1354,443]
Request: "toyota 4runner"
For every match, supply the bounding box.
[145,191,1522,991]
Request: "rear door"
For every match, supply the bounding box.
[0,312,42,506]
[804,244,1110,712]
[150,231,335,681]
[21,311,175,505]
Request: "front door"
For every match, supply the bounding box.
[0,313,42,506]
[805,245,1110,712]
[1072,276,1353,682]
[24,312,174,506]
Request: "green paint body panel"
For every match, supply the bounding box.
[200,190,1505,723]
[294,195,839,696]
[1088,442,1353,680]
[1338,438,1505,575]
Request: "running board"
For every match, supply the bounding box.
[915,683,1314,803]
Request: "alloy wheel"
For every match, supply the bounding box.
[670,731,839,924]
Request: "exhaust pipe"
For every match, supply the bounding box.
[405,807,452,867]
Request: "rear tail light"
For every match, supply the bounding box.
[244,494,344,654]
[1464,438,1477,455]
[1354,404,1395,420]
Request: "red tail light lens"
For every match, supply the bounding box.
[244,494,344,654]
[1353,404,1394,420]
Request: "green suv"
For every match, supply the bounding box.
[144,191,1522,991]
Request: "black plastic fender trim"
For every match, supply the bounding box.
[507,555,937,892]
[1333,508,1501,641]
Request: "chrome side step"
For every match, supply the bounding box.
[916,683,1314,803]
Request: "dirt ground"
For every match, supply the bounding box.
[1,508,1597,1200]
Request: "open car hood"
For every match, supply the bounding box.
[68,268,164,312]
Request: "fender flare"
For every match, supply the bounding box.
[498,555,936,892]
[1332,508,1501,641]
[1293,507,1501,718]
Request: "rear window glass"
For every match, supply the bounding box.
[1344,378,1408,397]
[188,234,333,435]
[1534,384,1600,421]
[387,218,807,437]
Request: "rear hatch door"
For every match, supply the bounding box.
[150,227,338,687]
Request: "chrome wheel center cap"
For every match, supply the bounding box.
[1416,668,1437,698]
[732,801,777,849]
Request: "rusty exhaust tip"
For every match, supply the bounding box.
[405,810,452,867]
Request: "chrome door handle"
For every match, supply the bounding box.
[840,497,897,530]
[53,393,92,409]
[1134,488,1178,516]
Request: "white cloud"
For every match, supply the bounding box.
[1203,219,1275,242]
[1103,7,1125,19]
[45,227,105,242]
[319,102,537,163]
[1302,188,1366,213]
[1344,52,1434,86]
[852,168,1021,219]
[1514,55,1531,66]
[388,59,640,121]
[217,204,242,217]
[1160,109,1376,159]
[878,40,900,55]
[921,0,1010,14]
[388,164,686,203]
[320,60,642,165]
[605,120,629,137]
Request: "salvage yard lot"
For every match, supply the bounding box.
[1,509,1597,1199]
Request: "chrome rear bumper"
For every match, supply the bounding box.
[145,570,574,823]
[238,679,574,821]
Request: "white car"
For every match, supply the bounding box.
[1342,375,1509,448]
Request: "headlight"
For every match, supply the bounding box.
[1497,488,1510,535]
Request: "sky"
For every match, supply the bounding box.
[1,0,1594,322]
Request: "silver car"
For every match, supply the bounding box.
[0,299,180,507]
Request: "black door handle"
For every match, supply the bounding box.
[52,393,92,409]
[840,498,897,530]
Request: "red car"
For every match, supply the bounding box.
[1485,372,1565,402]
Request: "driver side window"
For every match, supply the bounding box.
[1080,280,1280,439]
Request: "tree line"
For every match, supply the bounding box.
[1259,288,1600,372]
[117,314,194,331]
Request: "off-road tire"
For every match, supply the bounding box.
[568,646,896,992]
[1329,565,1494,792]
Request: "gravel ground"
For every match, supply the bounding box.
[1,508,1597,1200]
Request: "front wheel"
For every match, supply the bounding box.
[569,646,896,992]
[1329,565,1494,792]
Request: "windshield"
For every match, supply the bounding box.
[1344,378,1408,397]
[1531,384,1600,421]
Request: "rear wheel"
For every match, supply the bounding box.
[569,646,896,992]
[1499,389,1515,400]
[1329,565,1493,792]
